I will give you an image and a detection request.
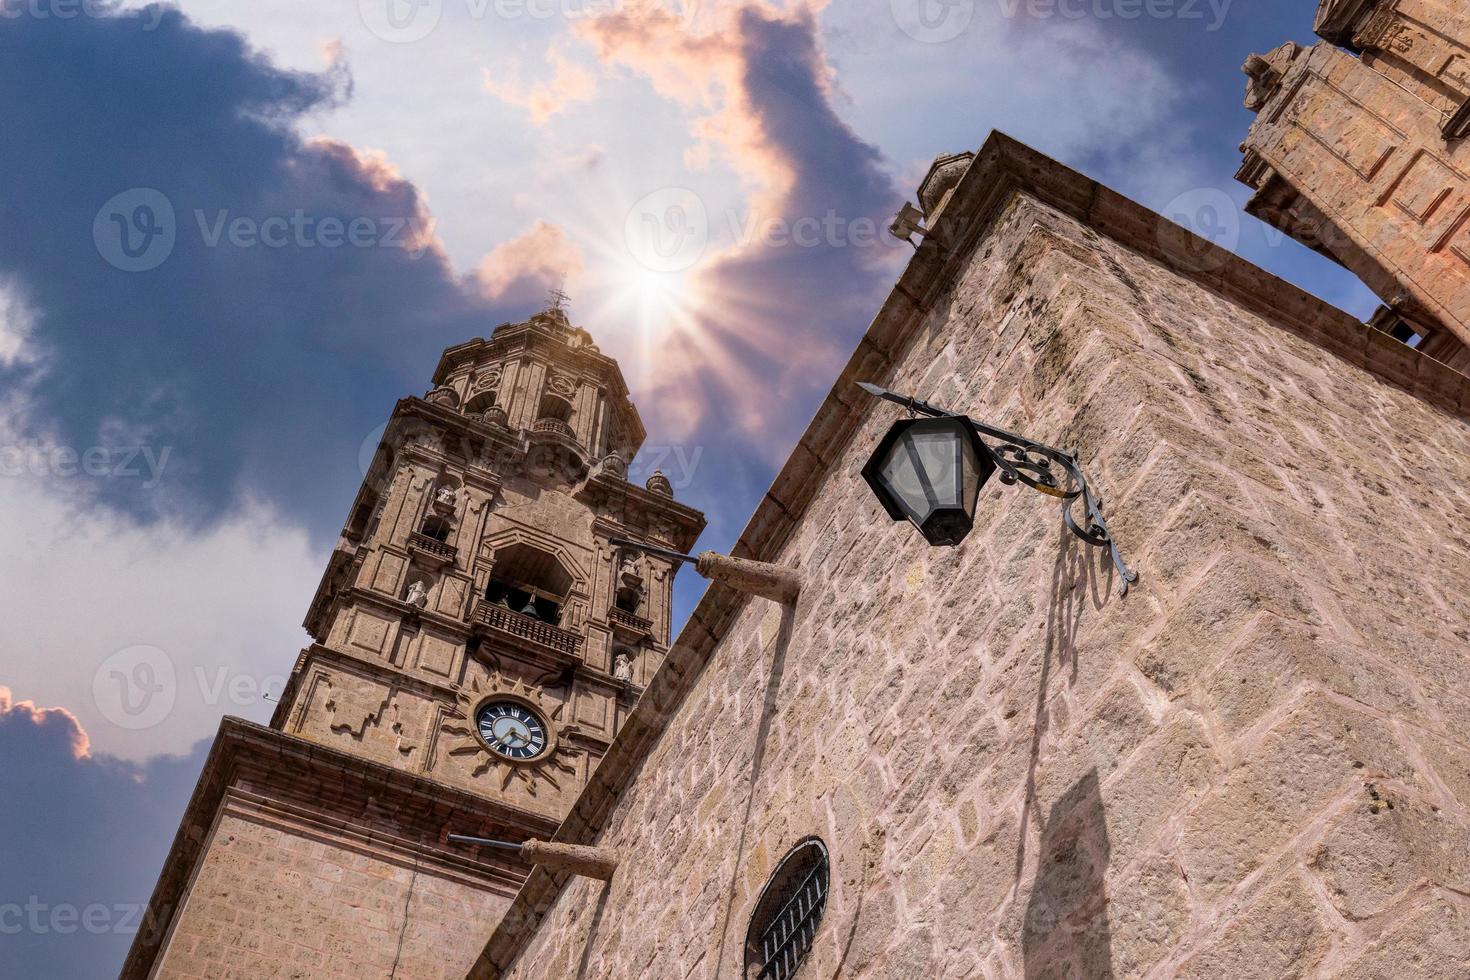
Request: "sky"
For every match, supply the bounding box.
[0,0,1376,974]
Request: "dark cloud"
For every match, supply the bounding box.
[0,3,520,534]
[0,688,209,978]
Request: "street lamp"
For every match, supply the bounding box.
[861,415,994,547]
[857,382,1138,595]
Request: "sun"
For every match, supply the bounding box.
[622,262,694,326]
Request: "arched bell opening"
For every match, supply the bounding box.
[484,544,574,625]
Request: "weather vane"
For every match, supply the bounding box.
[547,284,570,314]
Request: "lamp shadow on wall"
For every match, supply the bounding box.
[1022,770,1113,978]
[1018,528,1116,977]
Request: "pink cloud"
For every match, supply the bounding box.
[576,6,798,206]
[577,4,901,447]
[483,50,598,125]
[474,220,585,303]
[0,685,91,759]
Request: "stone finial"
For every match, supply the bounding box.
[425,386,459,407]
[600,451,628,479]
[645,469,673,497]
[917,151,975,219]
[1243,43,1302,112]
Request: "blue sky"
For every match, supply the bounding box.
[0,1,1373,974]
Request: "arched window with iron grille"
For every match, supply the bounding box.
[743,838,830,980]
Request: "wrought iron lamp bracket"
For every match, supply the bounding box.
[858,382,1138,595]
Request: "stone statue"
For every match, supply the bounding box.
[405,580,429,608]
[434,484,458,510]
[612,651,633,684]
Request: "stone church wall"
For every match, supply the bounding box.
[153,807,509,980]
[501,183,1470,977]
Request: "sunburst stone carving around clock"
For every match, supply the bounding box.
[440,672,582,798]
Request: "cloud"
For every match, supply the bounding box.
[0,698,209,978]
[482,49,599,124]
[0,458,321,762]
[0,279,37,369]
[0,5,512,536]
[578,4,903,446]
[0,686,91,759]
[578,5,794,201]
[474,219,585,304]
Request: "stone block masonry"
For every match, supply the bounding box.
[482,133,1470,979]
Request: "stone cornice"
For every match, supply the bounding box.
[120,717,559,980]
[578,473,707,551]
[470,130,1470,977]
[1315,0,1380,49]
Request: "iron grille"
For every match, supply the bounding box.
[746,840,829,980]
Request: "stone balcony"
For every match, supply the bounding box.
[472,601,583,657]
[532,417,576,439]
[408,531,457,565]
[608,607,653,638]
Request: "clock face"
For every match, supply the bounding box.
[475,700,549,761]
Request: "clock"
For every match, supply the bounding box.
[475,700,550,761]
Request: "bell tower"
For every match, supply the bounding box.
[1238,0,1470,371]
[121,302,706,979]
[284,298,703,817]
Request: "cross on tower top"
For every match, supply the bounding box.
[547,286,570,314]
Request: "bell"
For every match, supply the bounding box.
[519,597,540,618]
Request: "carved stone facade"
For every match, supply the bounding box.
[476,129,1470,980]
[1239,0,1470,370]
[123,305,704,978]
[127,8,1470,976]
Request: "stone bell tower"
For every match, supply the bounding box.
[121,301,706,979]
[1238,0,1470,371]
